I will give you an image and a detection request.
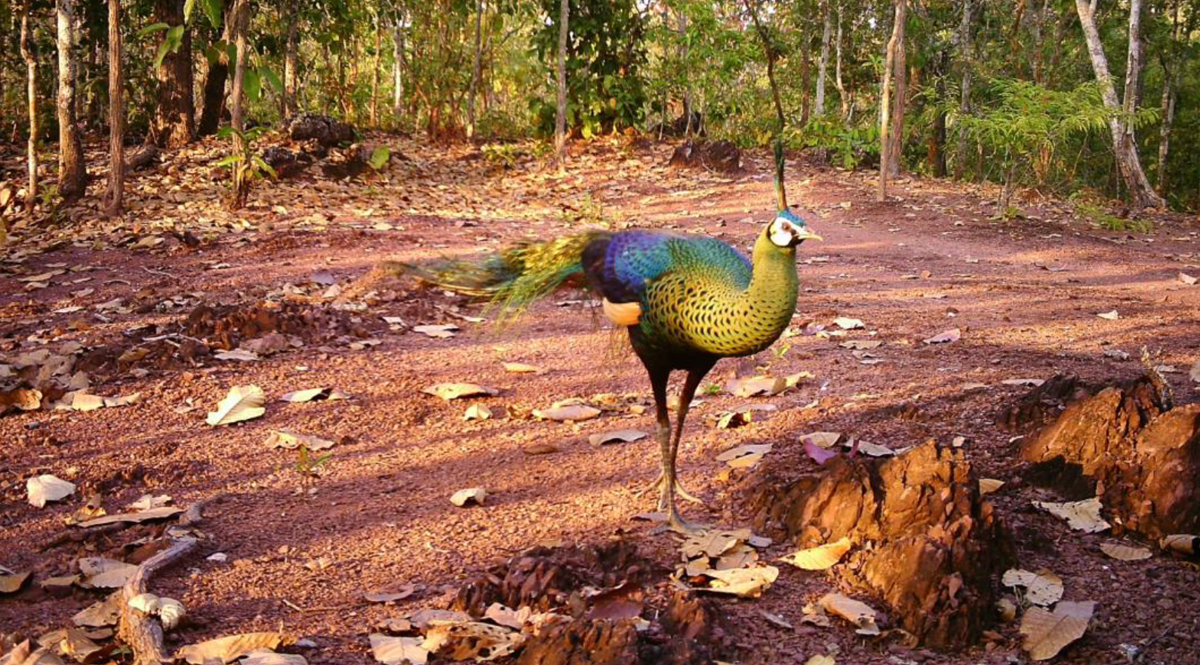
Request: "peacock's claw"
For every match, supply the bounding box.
[666,508,708,535]
[631,472,705,506]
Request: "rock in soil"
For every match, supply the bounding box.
[668,140,742,174]
[284,113,355,147]
[748,441,1013,648]
[1020,372,1200,538]
[260,146,313,179]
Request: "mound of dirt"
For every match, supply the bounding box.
[748,441,1013,648]
[447,539,728,665]
[1020,373,1200,538]
[668,140,742,174]
[284,113,355,147]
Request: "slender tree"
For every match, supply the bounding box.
[392,10,405,120]
[230,0,250,142]
[106,0,125,216]
[56,0,87,201]
[554,0,568,167]
[815,0,831,117]
[284,0,299,118]
[954,0,973,180]
[1074,0,1164,209]
[467,0,484,138]
[198,4,233,136]
[19,0,38,214]
[833,3,850,121]
[878,0,905,201]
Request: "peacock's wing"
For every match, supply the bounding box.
[582,230,751,304]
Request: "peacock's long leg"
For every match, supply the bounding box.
[642,365,703,534]
[660,363,715,511]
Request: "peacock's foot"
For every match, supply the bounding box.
[630,472,705,506]
[666,508,708,535]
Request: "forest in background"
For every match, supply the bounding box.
[0,0,1199,220]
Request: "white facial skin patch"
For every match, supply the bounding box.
[769,217,799,247]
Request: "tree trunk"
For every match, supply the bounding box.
[554,0,568,168]
[467,0,484,139]
[677,9,691,134]
[19,0,38,214]
[230,0,250,141]
[280,0,297,119]
[153,0,195,148]
[56,0,87,202]
[1156,1,1184,195]
[878,0,905,201]
[106,0,125,216]
[815,0,831,117]
[371,18,382,128]
[833,3,849,121]
[887,4,906,179]
[392,13,404,120]
[799,21,812,125]
[197,5,233,137]
[954,0,973,180]
[1074,0,1165,209]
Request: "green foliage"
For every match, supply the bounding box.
[790,116,880,170]
[702,382,723,397]
[1070,192,1153,234]
[216,125,276,209]
[294,444,332,479]
[367,146,391,171]
[533,0,648,137]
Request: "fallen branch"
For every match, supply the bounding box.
[39,522,127,552]
[117,536,199,665]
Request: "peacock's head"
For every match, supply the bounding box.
[767,209,822,248]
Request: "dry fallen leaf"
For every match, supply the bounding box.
[803,656,836,665]
[1019,600,1094,661]
[240,651,308,665]
[702,566,779,598]
[979,478,1005,495]
[412,324,458,339]
[502,362,546,374]
[73,593,122,627]
[682,531,748,559]
[1099,541,1152,561]
[214,349,260,362]
[265,430,336,451]
[422,383,498,400]
[77,505,183,528]
[800,431,842,449]
[464,404,494,421]
[781,538,852,571]
[923,328,961,344]
[27,474,77,508]
[1002,569,1064,606]
[206,385,267,426]
[1159,534,1198,555]
[0,570,30,594]
[450,488,487,507]
[1034,497,1110,533]
[177,633,287,664]
[369,634,429,665]
[532,404,600,421]
[725,375,787,397]
[364,583,417,603]
[818,592,880,635]
[1180,272,1198,286]
[588,429,647,446]
[832,317,865,330]
[715,444,773,469]
[78,557,137,589]
[421,620,523,661]
[840,340,881,350]
[1096,310,1119,320]
[279,387,348,402]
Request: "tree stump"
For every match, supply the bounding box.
[1020,373,1200,538]
[749,441,1012,648]
[667,140,742,174]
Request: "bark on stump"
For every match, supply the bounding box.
[749,441,1012,648]
[1020,373,1200,538]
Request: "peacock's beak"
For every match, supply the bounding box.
[795,226,823,243]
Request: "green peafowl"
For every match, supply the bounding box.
[396,143,819,533]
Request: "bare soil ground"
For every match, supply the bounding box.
[2,135,1199,664]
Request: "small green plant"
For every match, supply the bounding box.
[702,382,723,397]
[294,444,332,479]
[215,125,276,209]
[1070,192,1153,233]
[771,343,791,360]
[367,146,391,171]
